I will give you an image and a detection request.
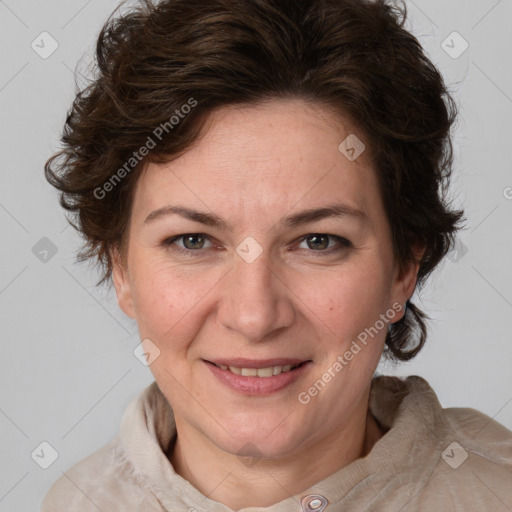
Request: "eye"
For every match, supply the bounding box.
[298,233,351,252]
[161,233,351,256]
[162,233,213,252]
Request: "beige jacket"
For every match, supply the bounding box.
[41,375,512,511]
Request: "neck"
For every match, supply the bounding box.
[168,395,384,510]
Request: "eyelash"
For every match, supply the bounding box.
[161,233,352,256]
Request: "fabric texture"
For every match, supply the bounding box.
[41,375,512,511]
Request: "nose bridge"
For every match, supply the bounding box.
[234,242,274,287]
[218,247,292,341]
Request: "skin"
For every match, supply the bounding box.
[111,98,420,509]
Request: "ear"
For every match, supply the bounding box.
[390,245,424,320]
[111,247,136,319]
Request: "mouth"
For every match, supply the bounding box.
[207,360,309,378]
[203,358,312,395]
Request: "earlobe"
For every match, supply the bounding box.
[111,248,136,319]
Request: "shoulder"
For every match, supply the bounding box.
[442,405,512,469]
[375,374,512,447]
[40,437,160,512]
[373,375,512,507]
[413,381,512,505]
[403,375,512,468]
[41,383,168,512]
[421,407,512,509]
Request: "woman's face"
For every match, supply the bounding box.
[112,99,418,459]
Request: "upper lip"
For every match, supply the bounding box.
[205,358,310,368]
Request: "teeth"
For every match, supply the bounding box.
[255,367,273,377]
[240,368,258,376]
[220,363,299,377]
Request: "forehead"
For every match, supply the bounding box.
[132,98,381,226]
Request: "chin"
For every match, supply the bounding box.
[211,416,307,460]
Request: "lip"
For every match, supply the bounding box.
[206,357,308,368]
[204,359,312,396]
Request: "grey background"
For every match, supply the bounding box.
[1,0,511,510]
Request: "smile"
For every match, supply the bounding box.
[204,359,312,395]
[212,362,303,377]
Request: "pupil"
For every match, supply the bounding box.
[184,234,204,249]
[308,234,328,250]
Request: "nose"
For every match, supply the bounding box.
[217,247,295,343]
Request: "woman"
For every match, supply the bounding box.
[42,0,512,510]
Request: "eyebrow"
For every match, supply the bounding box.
[143,203,367,229]
[144,205,230,229]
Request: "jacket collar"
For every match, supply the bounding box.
[119,375,447,511]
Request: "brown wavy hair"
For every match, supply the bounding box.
[45,0,464,362]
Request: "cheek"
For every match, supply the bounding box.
[128,256,220,345]
[300,259,392,339]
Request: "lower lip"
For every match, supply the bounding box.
[204,361,311,396]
